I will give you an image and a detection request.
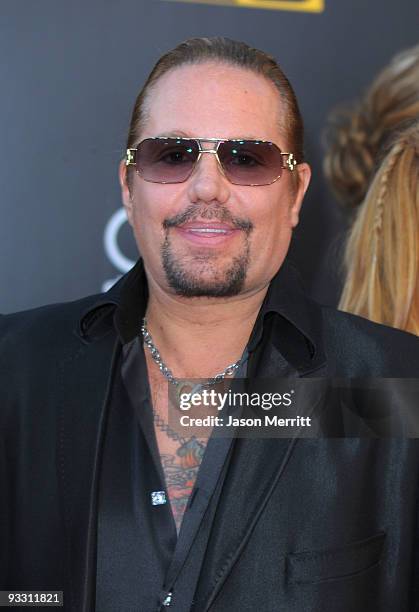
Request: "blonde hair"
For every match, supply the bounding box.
[339,125,419,334]
[324,44,419,212]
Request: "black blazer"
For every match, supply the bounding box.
[1,261,419,611]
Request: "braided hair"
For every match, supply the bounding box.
[339,124,419,334]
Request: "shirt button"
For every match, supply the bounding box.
[162,592,173,607]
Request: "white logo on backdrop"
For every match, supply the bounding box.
[102,207,135,292]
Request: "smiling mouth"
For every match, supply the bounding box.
[174,223,239,244]
[188,228,230,234]
[162,206,254,235]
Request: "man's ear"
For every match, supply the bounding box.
[119,160,134,227]
[289,162,311,228]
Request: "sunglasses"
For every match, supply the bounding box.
[125,137,297,186]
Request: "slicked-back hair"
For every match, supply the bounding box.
[125,37,304,172]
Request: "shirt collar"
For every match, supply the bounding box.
[77,258,148,344]
[248,259,317,352]
[247,259,324,372]
[78,257,324,373]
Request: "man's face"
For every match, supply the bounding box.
[120,62,310,299]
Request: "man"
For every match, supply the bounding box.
[1,37,419,611]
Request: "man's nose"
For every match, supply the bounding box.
[186,151,230,205]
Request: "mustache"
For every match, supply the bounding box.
[162,204,253,233]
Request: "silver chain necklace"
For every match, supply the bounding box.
[140,317,241,387]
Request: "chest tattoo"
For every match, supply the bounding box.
[161,437,206,532]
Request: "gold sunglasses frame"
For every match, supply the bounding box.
[125,137,297,186]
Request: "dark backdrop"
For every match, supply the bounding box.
[1,0,418,313]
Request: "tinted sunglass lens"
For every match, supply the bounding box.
[136,138,199,183]
[218,141,283,185]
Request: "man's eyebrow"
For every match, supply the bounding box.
[155,130,190,138]
[154,131,264,140]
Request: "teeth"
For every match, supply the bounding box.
[189,228,228,234]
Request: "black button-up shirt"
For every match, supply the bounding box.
[96,338,250,612]
[84,258,323,611]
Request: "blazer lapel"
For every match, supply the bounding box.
[195,436,298,611]
[57,331,119,612]
[194,333,327,610]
